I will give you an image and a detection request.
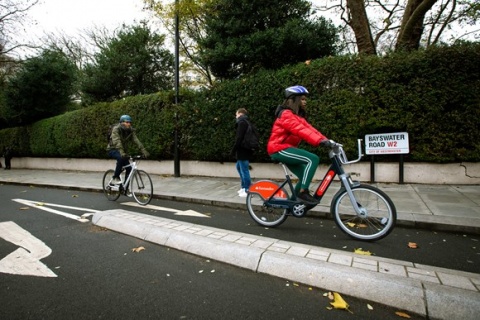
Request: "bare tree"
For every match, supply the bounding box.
[0,0,39,60]
[346,0,377,54]
[143,0,215,87]
[396,0,438,50]
[40,25,115,70]
[313,0,479,54]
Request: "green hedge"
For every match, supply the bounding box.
[1,43,479,163]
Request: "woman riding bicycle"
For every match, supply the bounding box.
[267,85,334,205]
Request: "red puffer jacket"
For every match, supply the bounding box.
[267,109,327,155]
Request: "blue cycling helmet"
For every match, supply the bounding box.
[285,85,309,98]
[119,114,132,123]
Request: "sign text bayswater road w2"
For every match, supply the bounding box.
[365,132,409,155]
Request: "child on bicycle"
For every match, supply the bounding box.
[267,85,335,205]
[107,115,150,185]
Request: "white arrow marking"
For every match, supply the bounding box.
[12,199,97,222]
[0,221,57,277]
[121,202,210,218]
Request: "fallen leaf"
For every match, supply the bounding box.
[395,311,411,318]
[329,292,353,313]
[357,223,368,228]
[305,60,311,65]
[327,292,334,300]
[367,304,373,310]
[354,248,373,256]
[19,207,30,210]
[36,202,44,206]
[131,246,145,253]
[346,222,356,228]
[72,195,78,198]
[408,242,418,249]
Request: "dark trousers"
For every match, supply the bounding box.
[4,157,11,169]
[108,150,131,180]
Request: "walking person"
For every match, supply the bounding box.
[231,108,254,197]
[107,115,149,185]
[267,85,335,205]
[3,146,13,170]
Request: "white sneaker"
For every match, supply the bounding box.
[238,189,248,197]
[112,177,122,185]
[237,188,245,194]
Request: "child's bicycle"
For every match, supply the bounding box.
[102,155,153,205]
[246,140,396,241]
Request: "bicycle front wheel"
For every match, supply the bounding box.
[331,184,396,241]
[102,169,121,201]
[131,170,153,205]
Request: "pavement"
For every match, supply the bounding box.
[1,168,480,319]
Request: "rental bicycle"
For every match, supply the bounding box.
[246,140,396,241]
[102,155,153,205]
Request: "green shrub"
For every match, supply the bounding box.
[0,43,478,163]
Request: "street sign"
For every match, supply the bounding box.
[365,132,409,155]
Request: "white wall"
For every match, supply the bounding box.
[9,157,480,185]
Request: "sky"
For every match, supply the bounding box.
[24,0,328,37]
[13,0,151,57]
[27,0,149,36]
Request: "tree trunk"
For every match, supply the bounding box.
[346,0,377,55]
[396,0,438,51]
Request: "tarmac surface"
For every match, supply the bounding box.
[1,168,479,319]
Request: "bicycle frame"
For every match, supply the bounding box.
[109,156,140,192]
[313,139,365,214]
[252,139,365,214]
[122,159,138,189]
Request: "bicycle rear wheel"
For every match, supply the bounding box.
[102,169,121,201]
[331,184,396,241]
[246,180,289,227]
[131,170,153,205]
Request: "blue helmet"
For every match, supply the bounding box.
[285,85,309,98]
[119,114,132,123]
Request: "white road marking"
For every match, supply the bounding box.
[121,202,210,218]
[12,199,97,222]
[0,221,56,277]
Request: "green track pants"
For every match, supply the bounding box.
[270,147,319,195]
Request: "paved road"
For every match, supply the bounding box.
[1,169,479,319]
[0,185,426,320]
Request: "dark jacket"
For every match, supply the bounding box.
[231,115,254,161]
[106,123,145,155]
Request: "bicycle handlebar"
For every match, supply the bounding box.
[128,155,144,160]
[334,139,364,165]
